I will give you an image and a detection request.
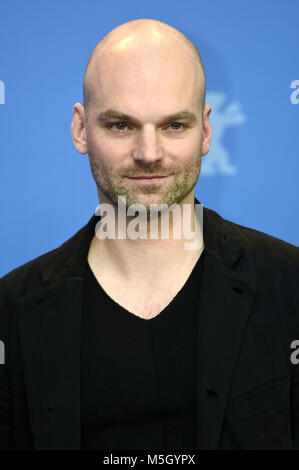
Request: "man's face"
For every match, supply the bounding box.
[84,42,207,212]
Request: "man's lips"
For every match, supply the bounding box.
[126,175,169,178]
[125,174,172,184]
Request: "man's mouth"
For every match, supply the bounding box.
[125,175,171,184]
[127,175,169,178]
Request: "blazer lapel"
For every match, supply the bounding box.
[196,206,257,449]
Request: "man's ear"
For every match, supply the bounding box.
[71,103,88,154]
[201,105,212,156]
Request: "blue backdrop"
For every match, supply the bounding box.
[0,0,298,277]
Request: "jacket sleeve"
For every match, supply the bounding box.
[289,250,299,449]
[0,281,15,449]
[291,365,299,449]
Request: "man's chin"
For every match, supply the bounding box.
[124,193,176,211]
[98,184,189,213]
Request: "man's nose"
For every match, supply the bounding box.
[131,127,164,163]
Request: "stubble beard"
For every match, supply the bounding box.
[88,149,202,215]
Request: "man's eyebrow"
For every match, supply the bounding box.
[97,109,197,125]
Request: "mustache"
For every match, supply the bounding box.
[121,169,177,177]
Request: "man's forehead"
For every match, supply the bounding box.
[89,48,200,98]
[91,44,197,81]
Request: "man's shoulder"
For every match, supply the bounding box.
[0,214,95,301]
[1,244,58,294]
[204,206,299,268]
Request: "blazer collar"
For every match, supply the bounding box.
[40,196,244,287]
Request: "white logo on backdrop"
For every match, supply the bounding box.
[290,80,299,104]
[201,91,246,176]
[0,81,5,104]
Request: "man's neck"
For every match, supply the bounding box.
[88,196,204,283]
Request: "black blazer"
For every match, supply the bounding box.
[1,201,299,450]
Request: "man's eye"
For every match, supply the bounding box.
[107,122,188,132]
[169,122,188,131]
[108,122,128,132]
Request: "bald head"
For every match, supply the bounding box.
[83,19,206,119]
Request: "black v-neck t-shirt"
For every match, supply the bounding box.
[80,250,205,450]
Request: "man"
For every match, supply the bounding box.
[0,18,299,450]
